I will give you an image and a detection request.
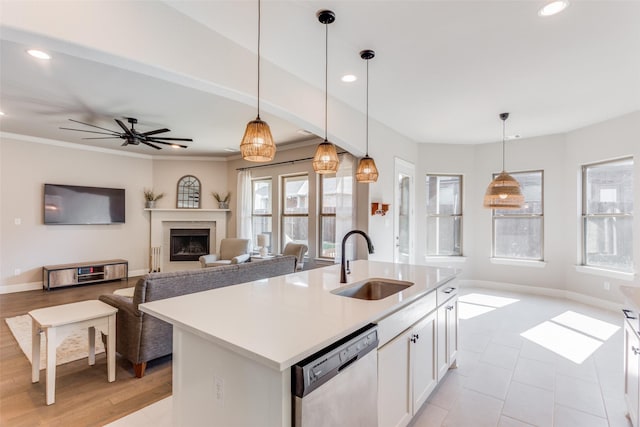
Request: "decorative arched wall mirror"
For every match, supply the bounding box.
[176,175,201,209]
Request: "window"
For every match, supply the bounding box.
[282,174,309,251]
[582,158,633,272]
[492,170,543,261]
[426,175,462,256]
[252,178,272,253]
[319,174,337,259]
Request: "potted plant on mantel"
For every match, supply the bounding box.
[144,189,164,209]
[212,192,230,209]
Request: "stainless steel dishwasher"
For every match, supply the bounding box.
[292,324,379,427]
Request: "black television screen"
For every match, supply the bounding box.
[44,184,125,224]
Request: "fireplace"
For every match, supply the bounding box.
[170,228,210,261]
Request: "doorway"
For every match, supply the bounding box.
[394,158,415,264]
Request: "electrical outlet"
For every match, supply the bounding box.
[604,281,610,291]
[214,376,224,403]
[14,268,21,276]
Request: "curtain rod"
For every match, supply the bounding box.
[236,151,347,171]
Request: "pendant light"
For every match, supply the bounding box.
[355,49,379,183]
[483,113,525,209]
[240,0,276,162]
[312,10,339,174]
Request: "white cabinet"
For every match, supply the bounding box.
[437,295,459,381]
[625,315,640,427]
[411,312,438,411]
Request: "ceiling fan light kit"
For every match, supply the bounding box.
[240,0,276,162]
[483,112,525,209]
[355,49,379,183]
[312,9,340,175]
[60,117,191,150]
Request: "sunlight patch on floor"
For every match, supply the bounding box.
[520,310,619,364]
[458,293,519,320]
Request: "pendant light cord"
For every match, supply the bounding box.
[366,58,369,156]
[257,0,262,119]
[502,118,506,171]
[324,22,328,142]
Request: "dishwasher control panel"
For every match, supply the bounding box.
[292,324,378,398]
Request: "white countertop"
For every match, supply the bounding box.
[139,260,458,371]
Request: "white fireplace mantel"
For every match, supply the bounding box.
[146,209,230,272]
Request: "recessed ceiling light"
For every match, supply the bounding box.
[224,147,240,152]
[297,129,313,136]
[341,74,357,83]
[27,49,51,60]
[538,0,569,17]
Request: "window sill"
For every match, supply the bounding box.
[424,256,467,264]
[490,258,546,268]
[575,265,636,281]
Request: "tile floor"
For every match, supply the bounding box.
[106,287,630,427]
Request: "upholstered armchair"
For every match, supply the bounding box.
[282,242,308,271]
[199,238,250,267]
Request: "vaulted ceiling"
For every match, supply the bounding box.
[1,1,638,157]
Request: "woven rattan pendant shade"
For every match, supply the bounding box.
[240,117,276,162]
[356,155,379,183]
[312,140,340,174]
[483,171,525,209]
[483,112,524,209]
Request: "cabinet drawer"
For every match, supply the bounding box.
[436,279,458,307]
[377,291,437,347]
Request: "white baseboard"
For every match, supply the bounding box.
[460,279,622,312]
[0,270,146,295]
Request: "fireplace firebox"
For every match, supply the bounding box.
[170,229,210,261]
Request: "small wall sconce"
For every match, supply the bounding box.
[371,202,390,216]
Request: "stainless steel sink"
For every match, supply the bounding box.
[331,278,414,300]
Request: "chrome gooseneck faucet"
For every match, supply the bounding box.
[340,230,375,283]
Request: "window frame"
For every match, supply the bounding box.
[581,157,634,272]
[491,169,544,261]
[425,174,463,257]
[251,177,273,253]
[318,173,337,260]
[281,173,309,253]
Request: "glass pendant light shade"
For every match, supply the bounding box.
[240,116,276,162]
[483,112,524,209]
[313,10,339,174]
[313,140,340,174]
[356,155,379,183]
[240,0,276,162]
[483,171,525,209]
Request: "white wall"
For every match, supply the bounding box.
[0,135,152,291]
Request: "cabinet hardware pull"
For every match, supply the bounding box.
[447,305,454,311]
[443,287,456,294]
[633,346,640,356]
[623,309,637,320]
[410,337,416,343]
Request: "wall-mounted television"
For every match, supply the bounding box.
[44,184,125,225]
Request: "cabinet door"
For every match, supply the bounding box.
[378,329,412,427]
[446,297,459,368]
[625,319,640,427]
[48,269,77,287]
[436,304,448,381]
[411,311,437,412]
[104,263,126,280]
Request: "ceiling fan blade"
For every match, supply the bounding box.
[68,118,119,133]
[147,136,193,142]
[147,139,188,148]
[60,127,120,136]
[142,141,162,150]
[141,128,170,136]
[115,119,134,136]
[82,137,122,140]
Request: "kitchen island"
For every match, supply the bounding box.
[140,260,459,426]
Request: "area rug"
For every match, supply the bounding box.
[5,314,105,368]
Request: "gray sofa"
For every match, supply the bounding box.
[99,255,296,377]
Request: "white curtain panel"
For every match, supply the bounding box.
[237,170,253,251]
[334,154,355,264]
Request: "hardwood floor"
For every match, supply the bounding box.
[0,278,172,427]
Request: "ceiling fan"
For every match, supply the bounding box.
[60,117,192,150]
